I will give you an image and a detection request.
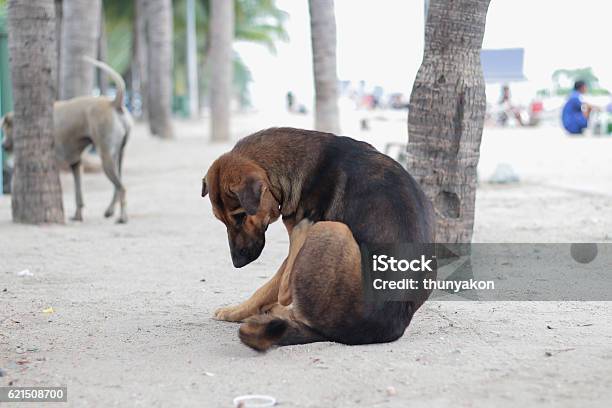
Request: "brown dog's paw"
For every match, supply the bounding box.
[213,305,250,322]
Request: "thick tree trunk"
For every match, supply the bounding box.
[308,0,340,134]
[132,0,148,119]
[8,0,64,224]
[209,0,234,142]
[407,0,490,244]
[145,0,173,138]
[59,0,101,99]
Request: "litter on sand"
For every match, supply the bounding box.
[42,307,54,314]
[233,394,276,407]
[16,269,34,277]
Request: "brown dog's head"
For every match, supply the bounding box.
[202,153,281,268]
[1,113,14,152]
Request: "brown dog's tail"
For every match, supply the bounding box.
[82,56,126,111]
[238,315,326,352]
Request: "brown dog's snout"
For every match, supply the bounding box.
[229,236,265,268]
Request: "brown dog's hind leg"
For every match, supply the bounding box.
[239,312,325,352]
[239,222,363,351]
[70,161,84,221]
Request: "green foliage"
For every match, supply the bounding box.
[552,67,609,96]
[103,0,133,76]
[102,0,288,106]
[233,0,289,53]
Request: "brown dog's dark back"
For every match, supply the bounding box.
[232,127,434,245]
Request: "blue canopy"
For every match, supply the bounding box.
[481,48,526,83]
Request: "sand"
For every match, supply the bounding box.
[1,113,611,407]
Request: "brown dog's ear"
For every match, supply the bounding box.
[201,177,208,197]
[234,177,263,215]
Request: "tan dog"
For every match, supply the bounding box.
[1,57,132,223]
[202,128,434,351]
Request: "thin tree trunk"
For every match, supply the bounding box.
[145,0,173,138]
[407,0,491,244]
[8,0,64,224]
[59,0,101,99]
[308,0,340,134]
[54,0,62,100]
[209,0,234,142]
[132,0,148,120]
[97,2,108,96]
[186,0,199,118]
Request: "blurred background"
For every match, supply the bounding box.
[2,0,611,130]
[0,0,611,241]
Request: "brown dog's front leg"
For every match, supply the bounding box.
[278,219,313,306]
[214,258,288,322]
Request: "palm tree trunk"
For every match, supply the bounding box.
[97,2,108,96]
[186,0,199,118]
[59,0,101,99]
[209,0,234,142]
[54,0,62,100]
[407,0,490,244]
[145,0,174,139]
[308,0,340,134]
[8,0,64,224]
[132,0,148,119]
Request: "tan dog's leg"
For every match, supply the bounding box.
[99,149,127,224]
[69,161,84,221]
[278,219,314,306]
[214,258,287,322]
[104,135,127,220]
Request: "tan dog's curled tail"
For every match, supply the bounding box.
[238,314,326,352]
[82,56,126,111]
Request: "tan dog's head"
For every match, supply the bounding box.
[202,153,281,268]
[1,113,14,152]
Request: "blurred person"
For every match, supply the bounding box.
[562,80,595,135]
[286,91,295,112]
[498,85,524,126]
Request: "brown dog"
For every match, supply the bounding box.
[202,127,434,351]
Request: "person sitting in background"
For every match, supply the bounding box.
[562,80,594,134]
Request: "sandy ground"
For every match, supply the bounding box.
[1,112,612,407]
